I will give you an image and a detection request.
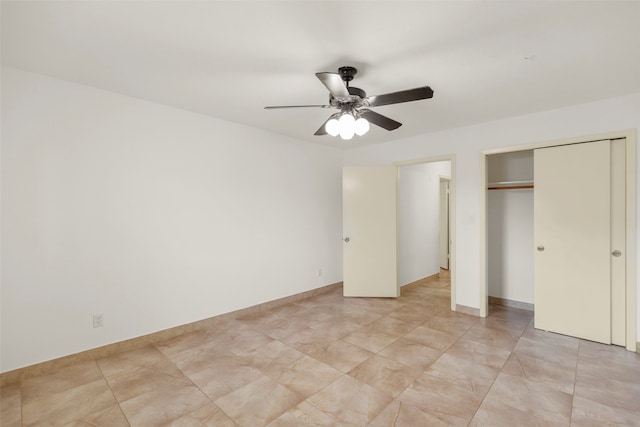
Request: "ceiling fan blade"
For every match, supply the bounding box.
[365,86,433,107]
[264,105,331,109]
[359,109,402,131]
[314,122,328,136]
[316,72,350,99]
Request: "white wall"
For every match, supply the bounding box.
[487,151,534,184]
[487,152,534,304]
[487,190,534,304]
[344,93,640,339]
[1,67,344,372]
[398,161,451,286]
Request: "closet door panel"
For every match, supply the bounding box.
[534,140,611,343]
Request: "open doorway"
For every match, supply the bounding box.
[342,156,457,311]
[397,159,454,309]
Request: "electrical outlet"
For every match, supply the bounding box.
[318,268,322,277]
[93,314,104,328]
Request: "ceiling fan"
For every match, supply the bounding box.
[265,66,434,140]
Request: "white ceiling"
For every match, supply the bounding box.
[2,1,639,149]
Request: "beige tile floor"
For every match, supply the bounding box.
[2,274,640,426]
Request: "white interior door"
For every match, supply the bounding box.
[534,140,611,343]
[343,166,398,297]
[439,179,450,270]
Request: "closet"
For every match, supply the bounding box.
[488,140,626,346]
[487,151,534,309]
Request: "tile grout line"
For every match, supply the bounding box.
[290,371,345,424]
[355,292,480,418]
[463,306,532,425]
[415,314,484,424]
[465,337,515,425]
[364,317,426,401]
[152,335,289,424]
[394,315,471,422]
[149,341,227,423]
[567,339,583,426]
[93,359,131,426]
[295,286,450,421]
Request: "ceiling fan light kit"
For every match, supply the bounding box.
[325,109,370,140]
[265,66,434,141]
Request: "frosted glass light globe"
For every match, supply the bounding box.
[325,118,340,136]
[339,114,355,140]
[340,128,355,140]
[354,118,370,136]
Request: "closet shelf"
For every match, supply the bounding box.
[488,180,534,190]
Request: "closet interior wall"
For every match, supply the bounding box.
[487,150,534,306]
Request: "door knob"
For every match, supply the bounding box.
[343,237,350,243]
[537,246,545,252]
[612,250,622,257]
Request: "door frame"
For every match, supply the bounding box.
[479,129,637,351]
[396,155,457,312]
[439,176,451,270]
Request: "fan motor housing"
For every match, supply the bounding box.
[329,86,366,108]
[338,66,358,83]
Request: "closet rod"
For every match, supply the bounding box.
[487,180,534,190]
[488,185,534,190]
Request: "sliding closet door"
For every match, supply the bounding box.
[534,140,611,344]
